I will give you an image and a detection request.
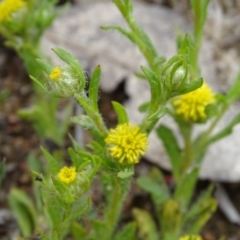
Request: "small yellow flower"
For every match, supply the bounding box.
[172,83,215,122]
[179,235,202,240]
[49,66,62,81]
[58,166,76,184]
[105,123,148,164]
[0,0,26,23]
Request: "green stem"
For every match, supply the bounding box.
[74,94,108,137]
[113,0,158,71]
[181,124,193,175]
[104,177,130,240]
[194,103,228,160]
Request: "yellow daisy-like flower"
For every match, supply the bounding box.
[58,166,77,184]
[49,66,62,81]
[105,123,148,164]
[0,0,26,23]
[172,83,215,122]
[179,235,202,240]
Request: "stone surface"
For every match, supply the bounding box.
[43,1,240,181]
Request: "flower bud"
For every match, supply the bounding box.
[46,65,83,98]
[162,56,189,93]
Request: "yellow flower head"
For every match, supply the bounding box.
[179,235,202,240]
[172,83,215,122]
[49,66,62,81]
[105,123,148,164]
[0,0,26,23]
[58,166,76,184]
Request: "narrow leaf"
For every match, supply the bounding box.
[141,66,161,113]
[156,125,182,182]
[174,166,199,210]
[207,113,240,145]
[113,222,137,240]
[8,189,37,237]
[41,147,60,175]
[112,101,129,124]
[89,65,101,111]
[35,59,53,75]
[71,222,87,240]
[133,208,158,240]
[52,48,85,89]
[51,177,74,203]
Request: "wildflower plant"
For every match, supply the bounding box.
[0,0,71,146]
[2,0,239,239]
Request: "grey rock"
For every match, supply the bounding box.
[43,1,240,181]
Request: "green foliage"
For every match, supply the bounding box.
[8,189,37,237]
[137,168,170,212]
[112,101,129,124]
[89,65,101,111]
[113,222,137,240]
[3,0,240,239]
[156,125,182,182]
[52,47,86,92]
[133,208,159,240]
[41,146,60,175]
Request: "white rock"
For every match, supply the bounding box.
[43,1,240,181]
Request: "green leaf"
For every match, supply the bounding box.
[178,35,191,56]
[52,48,85,89]
[68,148,82,170]
[124,0,133,13]
[8,189,37,237]
[46,198,63,231]
[186,197,217,233]
[137,25,159,60]
[133,208,158,240]
[89,65,101,111]
[178,77,203,95]
[35,58,53,75]
[138,101,150,112]
[63,197,91,226]
[182,185,216,231]
[91,220,108,239]
[27,154,42,172]
[113,222,137,240]
[71,115,104,144]
[51,177,74,203]
[137,168,170,211]
[141,66,161,113]
[51,229,59,240]
[112,101,129,124]
[226,72,240,104]
[156,125,182,182]
[102,25,136,45]
[29,75,49,93]
[161,199,181,238]
[117,167,134,179]
[71,222,87,240]
[174,166,199,210]
[37,230,51,240]
[41,147,60,175]
[68,133,84,151]
[207,113,240,145]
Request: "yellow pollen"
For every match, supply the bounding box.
[49,66,62,81]
[58,166,76,184]
[172,83,215,122]
[105,123,148,164]
[0,0,26,23]
[179,235,202,240]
